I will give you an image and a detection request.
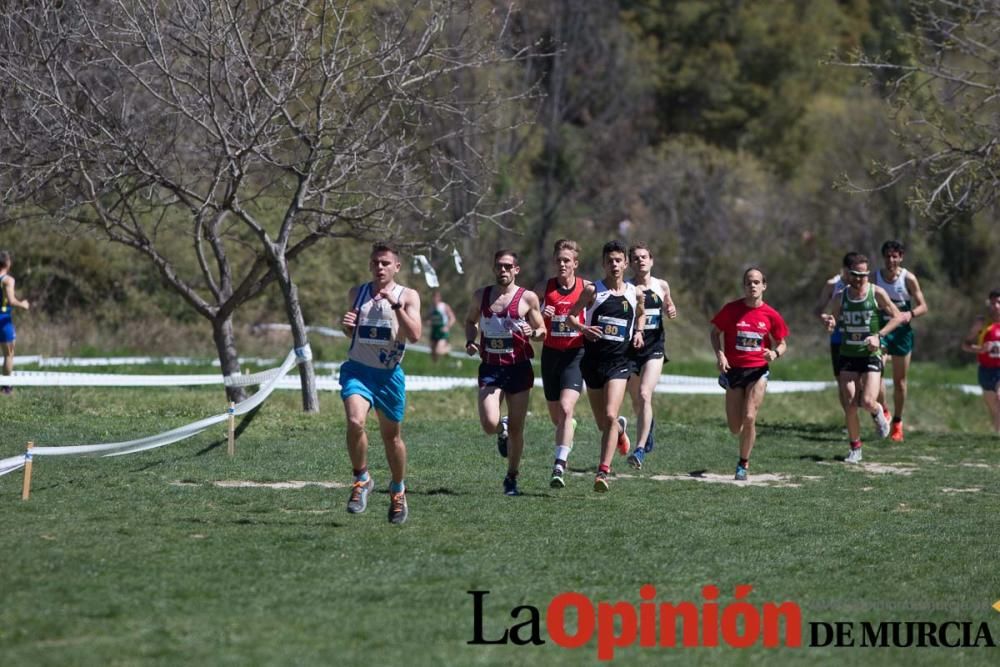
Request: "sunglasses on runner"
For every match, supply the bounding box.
[849,270,869,277]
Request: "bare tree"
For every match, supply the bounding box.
[0,0,521,409]
[835,0,1000,224]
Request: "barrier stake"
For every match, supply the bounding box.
[227,402,236,456]
[21,442,34,501]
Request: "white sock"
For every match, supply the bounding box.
[555,445,572,462]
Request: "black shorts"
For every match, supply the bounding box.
[839,355,883,374]
[720,366,769,390]
[581,354,635,390]
[830,342,844,376]
[630,337,667,370]
[541,346,584,401]
[478,361,535,394]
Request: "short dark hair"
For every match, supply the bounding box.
[989,289,1000,300]
[370,240,400,258]
[628,242,651,261]
[743,266,767,285]
[0,251,10,268]
[494,249,519,265]
[602,240,627,259]
[842,251,860,268]
[848,254,870,270]
[881,240,905,256]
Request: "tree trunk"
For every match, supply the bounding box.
[211,315,249,404]
[274,258,320,413]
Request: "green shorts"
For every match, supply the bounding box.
[881,325,914,357]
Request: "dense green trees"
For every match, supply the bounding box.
[2,0,996,365]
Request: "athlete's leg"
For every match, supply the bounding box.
[548,388,580,447]
[504,389,532,475]
[859,370,883,416]
[738,378,768,461]
[344,394,372,472]
[2,341,14,376]
[478,385,504,435]
[632,357,664,448]
[598,378,629,470]
[376,410,406,486]
[890,353,911,419]
[839,372,861,441]
[983,388,1000,433]
[724,386,746,435]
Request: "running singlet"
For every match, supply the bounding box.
[478,286,534,366]
[347,283,407,369]
[542,278,585,351]
[584,281,638,358]
[0,274,8,314]
[429,303,449,340]
[875,269,913,328]
[710,299,788,368]
[630,279,665,348]
[977,321,1000,369]
[839,284,880,358]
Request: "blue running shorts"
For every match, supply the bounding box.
[339,359,407,422]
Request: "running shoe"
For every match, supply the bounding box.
[872,408,890,439]
[627,448,645,470]
[593,471,610,492]
[889,421,904,442]
[644,418,656,452]
[550,466,565,489]
[346,476,374,514]
[497,416,509,458]
[388,491,408,524]
[734,465,748,481]
[846,447,863,464]
[616,416,630,456]
[502,474,520,496]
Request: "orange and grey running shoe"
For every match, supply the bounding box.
[347,476,374,514]
[388,491,408,524]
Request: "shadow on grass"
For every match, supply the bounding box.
[182,516,348,528]
[423,487,460,496]
[114,405,265,473]
[759,422,842,440]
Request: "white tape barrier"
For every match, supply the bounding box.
[0,366,981,396]
[0,349,301,478]
[254,322,472,360]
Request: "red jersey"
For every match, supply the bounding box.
[977,321,1000,369]
[478,286,534,366]
[711,299,789,369]
[542,277,585,351]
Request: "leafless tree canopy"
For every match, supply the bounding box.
[0,0,523,407]
[836,0,1000,223]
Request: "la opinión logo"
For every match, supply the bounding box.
[467,587,1000,660]
[467,584,802,660]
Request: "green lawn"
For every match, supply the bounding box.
[1,365,998,665]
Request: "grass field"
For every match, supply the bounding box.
[1,359,999,665]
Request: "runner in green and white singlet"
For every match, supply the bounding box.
[823,254,906,464]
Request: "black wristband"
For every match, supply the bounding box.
[391,302,402,310]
